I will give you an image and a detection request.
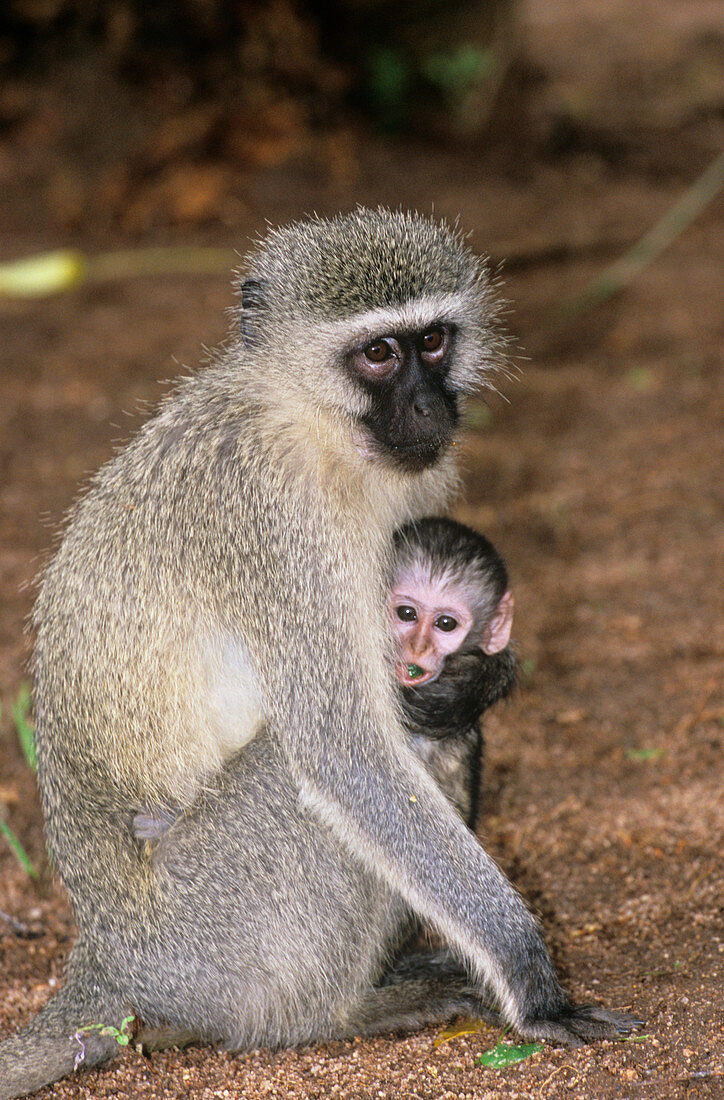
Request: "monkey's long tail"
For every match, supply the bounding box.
[0,971,128,1100]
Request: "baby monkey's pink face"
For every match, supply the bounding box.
[388,573,514,687]
[388,578,474,687]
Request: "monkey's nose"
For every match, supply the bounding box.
[408,628,432,659]
[412,397,431,417]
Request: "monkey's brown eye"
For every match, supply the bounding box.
[435,615,458,632]
[422,329,443,352]
[396,606,417,622]
[364,340,393,363]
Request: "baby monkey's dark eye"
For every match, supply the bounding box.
[396,606,417,622]
[365,340,393,363]
[435,615,458,632]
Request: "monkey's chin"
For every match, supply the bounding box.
[352,429,446,472]
[395,661,439,688]
[386,441,447,474]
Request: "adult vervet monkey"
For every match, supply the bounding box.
[0,208,637,1097]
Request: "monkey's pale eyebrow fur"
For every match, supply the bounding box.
[329,294,474,341]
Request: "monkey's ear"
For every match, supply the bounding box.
[240,279,268,346]
[481,590,514,654]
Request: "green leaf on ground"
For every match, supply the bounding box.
[626,747,664,761]
[476,1041,543,1067]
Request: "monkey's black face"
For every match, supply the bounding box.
[349,326,460,472]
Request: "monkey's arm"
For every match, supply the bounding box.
[245,509,633,1043]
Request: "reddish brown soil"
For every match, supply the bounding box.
[1,1,722,1097]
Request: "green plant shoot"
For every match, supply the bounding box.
[12,684,37,771]
[0,816,38,880]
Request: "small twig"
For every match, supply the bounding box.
[554,150,724,325]
[539,1065,581,1098]
[0,907,40,937]
[87,245,237,283]
[672,678,718,741]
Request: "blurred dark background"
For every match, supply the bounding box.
[0,0,720,243]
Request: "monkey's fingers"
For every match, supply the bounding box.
[518,1003,644,1047]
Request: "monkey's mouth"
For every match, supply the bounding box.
[386,437,447,473]
[395,660,437,687]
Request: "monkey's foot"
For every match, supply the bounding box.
[518,1003,644,1047]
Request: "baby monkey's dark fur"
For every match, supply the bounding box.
[396,518,517,830]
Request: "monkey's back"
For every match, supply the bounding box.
[30,369,251,915]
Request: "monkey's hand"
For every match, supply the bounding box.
[516,1002,643,1047]
[132,805,181,841]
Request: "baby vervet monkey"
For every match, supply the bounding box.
[390,517,517,829]
[0,208,638,1099]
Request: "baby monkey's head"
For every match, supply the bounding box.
[390,518,514,687]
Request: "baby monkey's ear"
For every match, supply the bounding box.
[240,279,268,347]
[481,590,514,654]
